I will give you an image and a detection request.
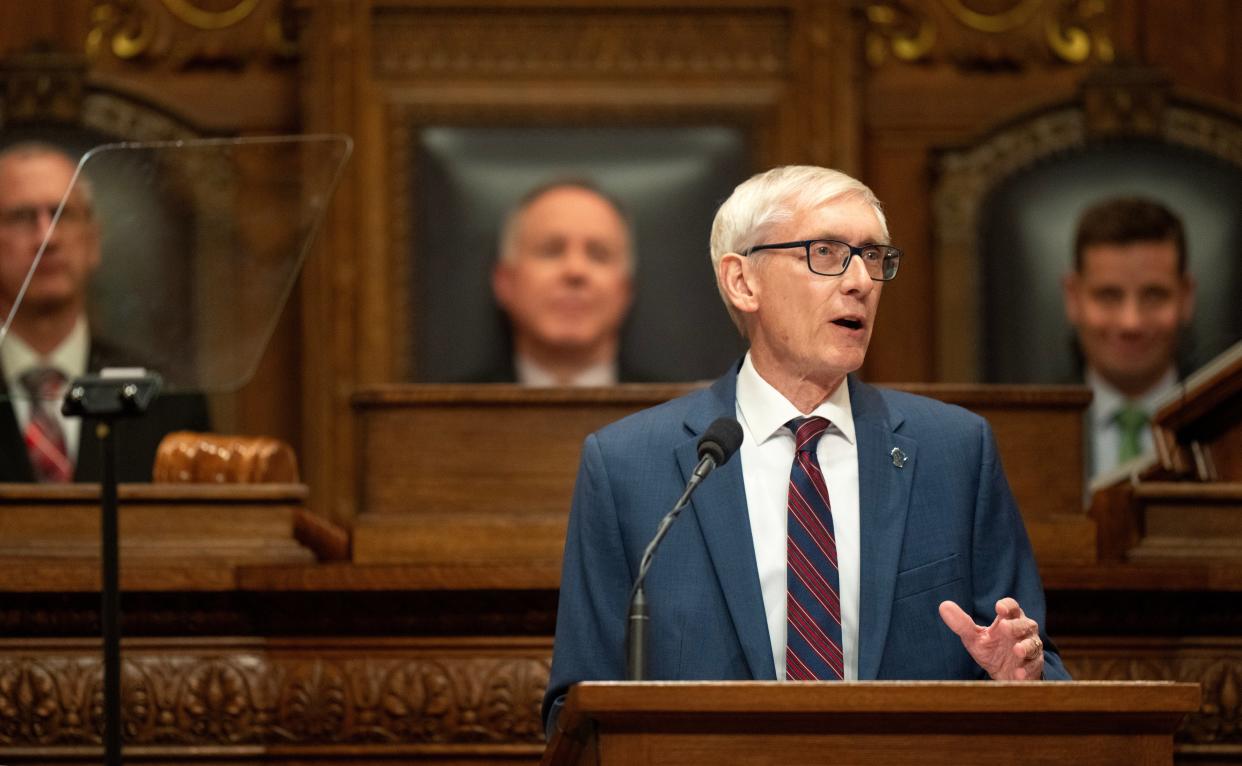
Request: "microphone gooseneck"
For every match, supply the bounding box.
[626,417,743,680]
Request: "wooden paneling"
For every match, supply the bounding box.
[351,383,1094,565]
[7,2,1241,526]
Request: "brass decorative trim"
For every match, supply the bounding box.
[865,1,936,66]
[864,0,1114,68]
[160,0,261,31]
[1046,0,1114,65]
[942,0,1042,33]
[87,0,294,69]
[87,1,157,61]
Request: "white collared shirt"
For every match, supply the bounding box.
[1,317,90,464]
[514,354,618,387]
[734,352,861,680]
[1087,366,1178,478]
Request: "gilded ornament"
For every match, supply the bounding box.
[160,0,261,30]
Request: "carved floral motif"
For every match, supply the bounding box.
[0,648,550,752]
[1066,646,1242,746]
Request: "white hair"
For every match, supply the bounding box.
[709,165,889,335]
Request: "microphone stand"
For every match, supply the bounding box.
[62,371,162,766]
[625,458,713,681]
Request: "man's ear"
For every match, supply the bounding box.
[717,252,759,317]
[1061,272,1080,325]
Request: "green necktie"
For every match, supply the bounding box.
[1115,405,1149,463]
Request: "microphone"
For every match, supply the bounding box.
[626,417,743,680]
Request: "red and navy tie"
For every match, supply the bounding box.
[20,367,72,483]
[785,416,844,680]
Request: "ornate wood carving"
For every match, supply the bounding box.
[0,47,86,126]
[371,8,789,81]
[0,639,550,754]
[1064,637,1242,748]
[0,45,198,138]
[87,0,295,70]
[3,636,1242,757]
[865,0,1115,69]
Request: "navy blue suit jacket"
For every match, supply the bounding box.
[543,364,1069,734]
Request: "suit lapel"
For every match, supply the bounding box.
[0,361,35,481]
[675,367,776,680]
[851,377,917,680]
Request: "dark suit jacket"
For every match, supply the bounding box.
[0,337,210,483]
[543,362,1069,734]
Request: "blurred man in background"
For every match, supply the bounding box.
[0,142,208,482]
[1062,196,1195,479]
[490,179,635,386]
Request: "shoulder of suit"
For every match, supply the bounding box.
[591,384,713,447]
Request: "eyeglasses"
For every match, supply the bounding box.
[744,239,902,281]
[0,204,91,233]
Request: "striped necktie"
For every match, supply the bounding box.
[785,416,844,680]
[19,367,72,483]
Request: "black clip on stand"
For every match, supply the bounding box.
[61,370,162,766]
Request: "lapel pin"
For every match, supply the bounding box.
[890,447,907,468]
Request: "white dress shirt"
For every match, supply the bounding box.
[514,354,618,387]
[1,317,90,463]
[734,353,860,680]
[1087,366,1178,478]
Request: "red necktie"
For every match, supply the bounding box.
[785,416,844,680]
[20,367,72,483]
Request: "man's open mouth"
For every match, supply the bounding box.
[833,317,863,330]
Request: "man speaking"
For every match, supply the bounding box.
[543,166,1068,735]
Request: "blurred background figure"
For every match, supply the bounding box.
[1061,196,1196,479]
[488,179,636,386]
[0,142,208,482]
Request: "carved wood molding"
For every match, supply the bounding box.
[0,638,550,755]
[87,0,296,71]
[371,7,790,81]
[1,635,1240,755]
[0,46,200,139]
[1062,637,1242,747]
[864,0,1115,69]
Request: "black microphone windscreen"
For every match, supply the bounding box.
[697,417,744,466]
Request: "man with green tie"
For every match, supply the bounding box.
[1061,197,1196,479]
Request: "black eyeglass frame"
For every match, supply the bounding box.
[743,239,903,281]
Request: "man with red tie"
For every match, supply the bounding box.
[0,142,208,482]
[543,165,1068,736]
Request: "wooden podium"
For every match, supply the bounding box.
[542,682,1199,766]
